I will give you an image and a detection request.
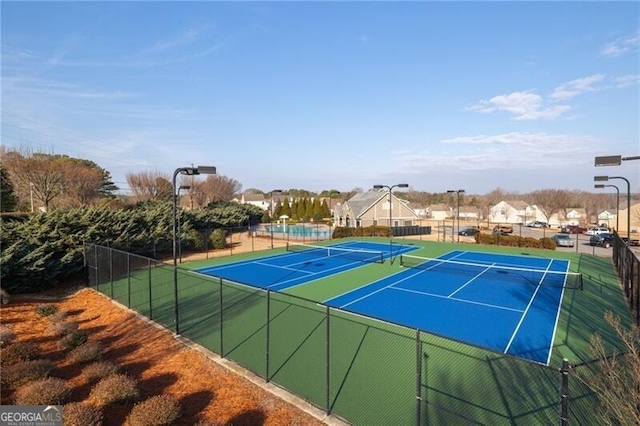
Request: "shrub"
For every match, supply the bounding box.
[208,229,227,249]
[0,341,39,366]
[47,321,78,337]
[35,303,58,317]
[82,361,119,383]
[59,330,88,350]
[0,325,16,347]
[1,359,56,388]
[540,237,556,250]
[89,374,139,405]
[67,341,102,364]
[62,402,103,426]
[126,394,181,426]
[14,377,70,405]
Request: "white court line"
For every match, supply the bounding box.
[447,263,496,298]
[336,251,469,309]
[503,259,554,354]
[545,260,571,365]
[390,286,525,313]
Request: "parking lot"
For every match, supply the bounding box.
[434,224,639,258]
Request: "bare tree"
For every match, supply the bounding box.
[126,171,172,202]
[202,175,242,203]
[63,163,105,207]
[529,189,572,222]
[577,312,640,425]
[3,152,65,211]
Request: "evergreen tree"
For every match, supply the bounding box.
[0,166,18,212]
[281,198,292,217]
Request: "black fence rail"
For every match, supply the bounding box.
[612,233,640,325]
[84,243,601,425]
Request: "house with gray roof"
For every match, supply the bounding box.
[334,189,420,228]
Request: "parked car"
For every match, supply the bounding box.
[492,225,514,234]
[560,225,587,234]
[527,221,549,228]
[459,227,480,236]
[590,233,614,248]
[585,227,610,236]
[621,237,640,246]
[552,234,575,248]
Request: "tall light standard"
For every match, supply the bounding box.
[373,183,409,264]
[177,185,191,263]
[447,189,465,243]
[328,190,340,230]
[594,184,620,232]
[595,176,631,243]
[173,165,216,334]
[595,155,640,166]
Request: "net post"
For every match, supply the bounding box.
[579,273,584,291]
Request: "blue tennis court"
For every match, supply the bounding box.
[196,241,416,292]
[324,250,577,365]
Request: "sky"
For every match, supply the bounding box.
[1,1,639,196]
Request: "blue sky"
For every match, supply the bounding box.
[2,1,639,195]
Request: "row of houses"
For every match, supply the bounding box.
[233,190,640,234]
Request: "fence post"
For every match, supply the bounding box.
[93,244,98,289]
[326,305,331,414]
[266,289,270,381]
[127,253,131,308]
[147,259,153,319]
[416,329,422,426]
[220,278,224,356]
[109,247,113,297]
[560,358,569,426]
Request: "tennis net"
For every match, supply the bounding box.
[399,254,583,290]
[286,243,384,264]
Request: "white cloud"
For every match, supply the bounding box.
[393,132,598,173]
[549,74,605,100]
[600,31,640,57]
[615,74,640,88]
[468,91,571,120]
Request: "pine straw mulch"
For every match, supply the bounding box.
[0,286,326,426]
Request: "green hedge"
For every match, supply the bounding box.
[475,233,557,250]
[332,226,390,239]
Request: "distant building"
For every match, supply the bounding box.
[334,189,420,228]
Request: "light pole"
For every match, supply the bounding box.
[595,155,640,166]
[177,185,191,263]
[447,189,465,243]
[594,184,620,232]
[594,176,631,244]
[173,165,216,334]
[373,183,409,264]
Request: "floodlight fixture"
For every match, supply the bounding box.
[595,155,640,167]
[373,183,410,264]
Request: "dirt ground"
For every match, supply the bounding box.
[0,286,330,425]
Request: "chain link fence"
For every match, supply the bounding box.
[84,242,602,425]
[612,233,640,325]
